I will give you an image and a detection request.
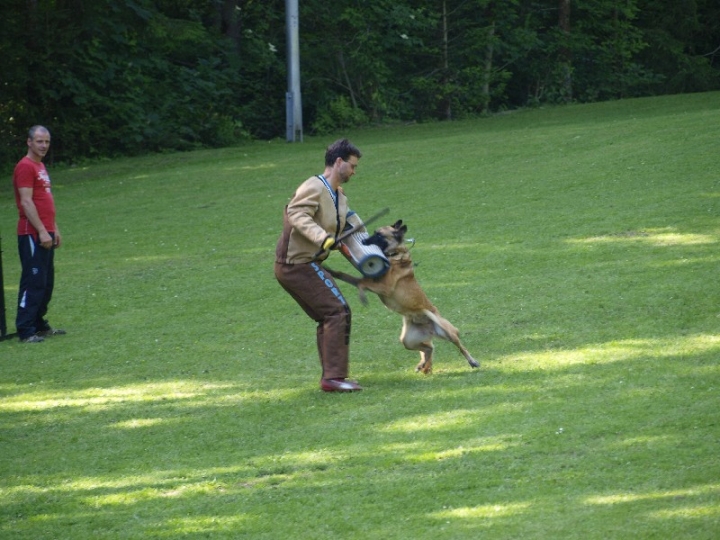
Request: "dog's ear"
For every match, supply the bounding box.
[363,232,389,251]
[393,220,404,229]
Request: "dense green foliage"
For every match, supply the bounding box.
[1,0,719,165]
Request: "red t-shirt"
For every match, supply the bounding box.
[13,156,56,236]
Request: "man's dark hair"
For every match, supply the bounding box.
[325,138,361,166]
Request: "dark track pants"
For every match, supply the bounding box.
[275,261,352,380]
[16,234,55,339]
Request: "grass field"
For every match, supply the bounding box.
[1,92,719,539]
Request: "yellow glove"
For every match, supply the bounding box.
[322,237,336,251]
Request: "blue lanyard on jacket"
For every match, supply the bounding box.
[317,174,341,237]
[317,174,337,208]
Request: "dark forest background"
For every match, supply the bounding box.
[2,0,718,165]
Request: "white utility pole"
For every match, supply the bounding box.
[286,0,303,142]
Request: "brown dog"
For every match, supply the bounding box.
[325,220,479,374]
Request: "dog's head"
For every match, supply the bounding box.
[362,220,407,254]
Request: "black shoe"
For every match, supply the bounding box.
[36,327,67,337]
[20,334,45,343]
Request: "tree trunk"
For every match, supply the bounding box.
[220,0,241,48]
[25,0,38,31]
[337,49,358,109]
[441,0,452,120]
[558,0,572,102]
[482,20,495,115]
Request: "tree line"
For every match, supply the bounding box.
[1,0,718,166]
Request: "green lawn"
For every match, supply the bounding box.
[1,92,719,539]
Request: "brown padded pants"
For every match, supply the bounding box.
[275,261,352,380]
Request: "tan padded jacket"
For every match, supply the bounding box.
[275,176,349,264]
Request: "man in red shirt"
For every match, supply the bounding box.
[13,125,66,343]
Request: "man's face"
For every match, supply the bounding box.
[338,156,359,183]
[27,130,51,161]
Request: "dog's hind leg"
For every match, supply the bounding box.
[415,344,434,374]
[400,317,435,374]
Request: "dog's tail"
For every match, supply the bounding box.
[423,309,480,369]
[422,309,455,340]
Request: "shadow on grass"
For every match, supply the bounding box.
[2,332,719,538]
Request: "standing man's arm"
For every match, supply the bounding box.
[53,224,62,248]
[18,187,54,249]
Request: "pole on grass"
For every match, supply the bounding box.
[0,233,16,341]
